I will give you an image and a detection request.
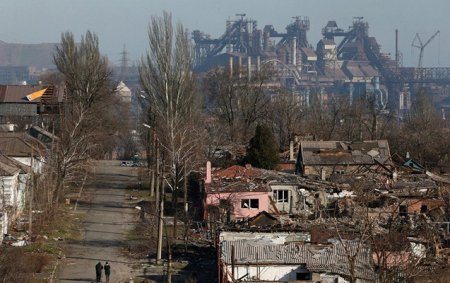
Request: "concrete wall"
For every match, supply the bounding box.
[269,184,299,214]
[0,104,37,116]
[206,191,269,219]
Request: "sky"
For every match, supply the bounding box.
[0,0,449,68]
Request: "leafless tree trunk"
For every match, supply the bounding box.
[47,31,111,206]
[139,12,200,202]
[204,66,272,143]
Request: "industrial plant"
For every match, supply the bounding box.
[193,15,449,117]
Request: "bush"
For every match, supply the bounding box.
[0,247,52,281]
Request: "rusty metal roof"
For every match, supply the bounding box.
[0,132,46,157]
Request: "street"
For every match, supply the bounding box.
[57,161,139,283]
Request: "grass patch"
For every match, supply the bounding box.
[35,205,83,242]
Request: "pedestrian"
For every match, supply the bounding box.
[95,262,103,282]
[104,261,111,283]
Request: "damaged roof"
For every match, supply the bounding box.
[222,239,374,280]
[0,84,64,103]
[206,165,338,193]
[299,140,391,166]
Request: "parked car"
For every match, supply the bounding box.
[120,161,133,167]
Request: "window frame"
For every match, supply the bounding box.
[274,189,289,203]
[241,198,259,209]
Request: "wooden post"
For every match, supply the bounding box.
[28,147,34,234]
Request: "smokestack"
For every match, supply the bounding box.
[395,29,399,67]
[292,36,297,66]
[229,56,233,77]
[256,56,261,73]
[205,161,212,184]
[289,141,295,161]
[247,56,252,80]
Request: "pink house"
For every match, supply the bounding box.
[204,163,269,222]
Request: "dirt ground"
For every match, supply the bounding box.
[57,161,140,283]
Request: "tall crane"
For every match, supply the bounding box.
[412,30,440,68]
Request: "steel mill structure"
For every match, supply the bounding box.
[193,15,450,117]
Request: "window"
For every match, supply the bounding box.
[399,205,408,217]
[274,190,289,203]
[296,271,312,280]
[241,199,259,209]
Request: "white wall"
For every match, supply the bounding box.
[12,157,43,174]
[0,212,8,243]
[0,173,19,208]
[226,265,351,282]
[220,231,310,243]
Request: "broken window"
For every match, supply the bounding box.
[241,199,259,209]
[420,205,428,213]
[274,190,289,203]
[399,204,408,217]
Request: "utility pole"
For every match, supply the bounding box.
[156,160,164,264]
[183,160,188,219]
[155,140,160,212]
[28,147,34,234]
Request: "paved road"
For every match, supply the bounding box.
[57,161,139,283]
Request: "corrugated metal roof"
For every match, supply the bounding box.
[0,132,46,157]
[300,140,391,166]
[0,85,41,103]
[222,239,374,280]
[0,84,64,103]
[0,155,20,176]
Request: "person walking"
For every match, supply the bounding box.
[95,262,103,282]
[104,262,111,283]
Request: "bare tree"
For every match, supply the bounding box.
[47,31,111,205]
[270,89,304,148]
[204,65,272,143]
[139,12,200,199]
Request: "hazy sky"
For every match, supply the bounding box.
[0,0,448,67]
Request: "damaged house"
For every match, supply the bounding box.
[203,163,344,222]
[296,140,392,180]
[219,229,375,283]
[0,154,30,243]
